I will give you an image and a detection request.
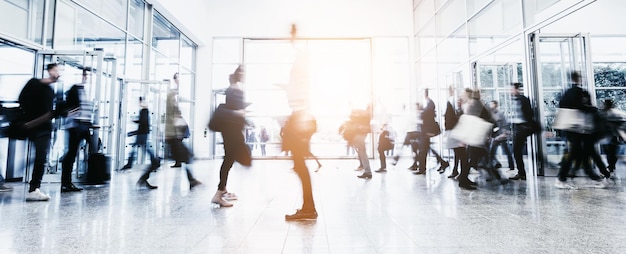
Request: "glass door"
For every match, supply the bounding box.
[116,80,168,170]
[475,62,522,170]
[529,33,594,176]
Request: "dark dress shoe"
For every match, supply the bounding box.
[448,170,459,178]
[357,173,372,179]
[120,164,131,171]
[137,180,157,189]
[408,165,418,171]
[438,161,450,172]
[61,184,83,192]
[509,174,526,180]
[171,163,182,168]
[459,182,477,190]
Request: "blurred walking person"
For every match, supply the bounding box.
[282,24,318,220]
[18,63,62,201]
[210,66,250,207]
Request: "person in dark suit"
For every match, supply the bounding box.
[508,83,536,181]
[555,71,605,189]
[375,124,394,173]
[445,89,463,178]
[120,97,158,171]
[19,63,61,201]
[415,89,448,175]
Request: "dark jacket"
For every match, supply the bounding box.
[135,108,150,134]
[558,85,584,110]
[444,101,459,130]
[421,98,438,134]
[64,85,81,112]
[18,78,54,132]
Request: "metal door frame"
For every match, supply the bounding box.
[528,32,593,176]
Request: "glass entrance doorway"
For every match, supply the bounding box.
[25,50,119,183]
[529,33,594,176]
[116,80,168,170]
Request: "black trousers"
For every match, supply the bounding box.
[558,132,601,181]
[512,125,528,176]
[218,130,248,191]
[61,123,94,185]
[603,137,619,170]
[29,130,52,192]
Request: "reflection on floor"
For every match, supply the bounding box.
[1,158,626,253]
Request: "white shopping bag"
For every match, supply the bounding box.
[449,114,493,147]
[552,108,594,134]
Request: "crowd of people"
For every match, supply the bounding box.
[2,24,625,222]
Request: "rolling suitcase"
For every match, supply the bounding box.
[86,153,111,184]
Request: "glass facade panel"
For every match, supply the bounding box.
[181,36,195,69]
[74,0,127,29]
[467,0,493,17]
[436,0,465,37]
[45,0,55,47]
[0,0,44,44]
[0,41,35,101]
[415,0,435,31]
[128,0,145,39]
[417,19,436,56]
[152,11,180,59]
[150,50,178,82]
[523,0,562,28]
[178,69,194,103]
[468,0,522,57]
[126,37,143,79]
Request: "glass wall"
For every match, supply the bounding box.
[0,0,45,44]
[0,0,198,178]
[414,0,626,175]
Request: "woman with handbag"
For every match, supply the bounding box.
[211,65,251,207]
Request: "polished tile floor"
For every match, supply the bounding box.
[1,157,626,254]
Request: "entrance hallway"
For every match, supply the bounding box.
[1,159,625,253]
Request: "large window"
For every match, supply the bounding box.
[0,40,35,101]
[0,0,45,44]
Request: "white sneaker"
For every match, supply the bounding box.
[589,179,607,189]
[555,180,578,190]
[25,188,51,201]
